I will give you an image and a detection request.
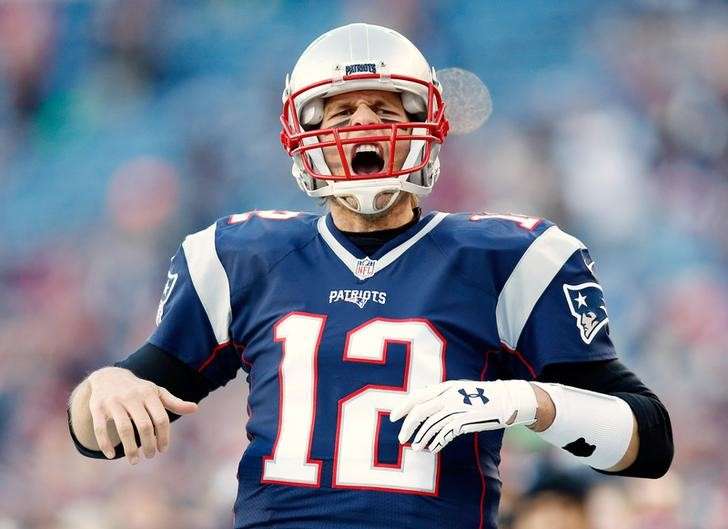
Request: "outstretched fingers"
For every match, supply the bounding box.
[107,401,139,464]
[159,388,198,416]
[124,400,156,459]
[89,401,115,459]
[144,394,170,453]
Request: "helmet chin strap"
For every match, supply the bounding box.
[334,188,402,215]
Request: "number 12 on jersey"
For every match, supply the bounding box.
[262,312,446,495]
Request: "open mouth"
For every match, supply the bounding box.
[351,144,385,175]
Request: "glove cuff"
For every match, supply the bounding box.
[504,379,538,426]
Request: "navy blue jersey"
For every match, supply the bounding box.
[149,210,617,529]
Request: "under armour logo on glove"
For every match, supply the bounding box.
[458,387,489,405]
[390,379,538,454]
[562,437,596,457]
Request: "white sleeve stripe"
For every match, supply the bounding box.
[182,223,231,345]
[496,226,585,350]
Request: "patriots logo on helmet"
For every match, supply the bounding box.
[563,282,609,344]
[344,62,377,76]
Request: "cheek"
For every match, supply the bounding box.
[394,138,411,168]
[319,131,344,170]
[322,145,341,168]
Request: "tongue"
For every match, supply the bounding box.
[352,151,385,175]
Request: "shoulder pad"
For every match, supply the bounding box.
[432,212,585,295]
[214,209,318,251]
[436,212,555,252]
[183,211,319,281]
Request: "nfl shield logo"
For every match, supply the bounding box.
[354,257,377,280]
[563,282,609,344]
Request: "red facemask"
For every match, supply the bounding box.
[280,73,449,182]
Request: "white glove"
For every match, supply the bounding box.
[389,379,538,453]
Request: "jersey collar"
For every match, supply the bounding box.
[317,211,449,280]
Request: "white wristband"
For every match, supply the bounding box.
[532,382,634,470]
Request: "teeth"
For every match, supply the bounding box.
[354,144,379,155]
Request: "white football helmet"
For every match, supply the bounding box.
[280,23,449,215]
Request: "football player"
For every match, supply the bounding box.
[68,23,673,529]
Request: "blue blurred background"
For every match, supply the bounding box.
[0,1,726,528]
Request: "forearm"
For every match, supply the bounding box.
[605,414,638,471]
[527,382,639,471]
[524,381,635,470]
[599,391,672,478]
[535,360,673,478]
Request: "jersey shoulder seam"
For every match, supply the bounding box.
[227,229,321,299]
[214,211,319,235]
[266,230,321,278]
[425,231,498,299]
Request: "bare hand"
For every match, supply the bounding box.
[86,367,198,464]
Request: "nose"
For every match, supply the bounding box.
[350,103,381,126]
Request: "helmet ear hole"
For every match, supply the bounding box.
[401,91,425,115]
[301,98,324,129]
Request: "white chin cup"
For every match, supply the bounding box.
[335,190,400,215]
[326,178,403,215]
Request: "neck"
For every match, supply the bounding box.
[329,195,415,233]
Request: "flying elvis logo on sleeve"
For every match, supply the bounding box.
[562,283,609,344]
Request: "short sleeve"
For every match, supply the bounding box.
[496,226,617,378]
[149,223,240,389]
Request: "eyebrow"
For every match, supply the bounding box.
[327,98,398,113]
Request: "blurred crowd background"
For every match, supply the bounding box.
[0,1,726,528]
